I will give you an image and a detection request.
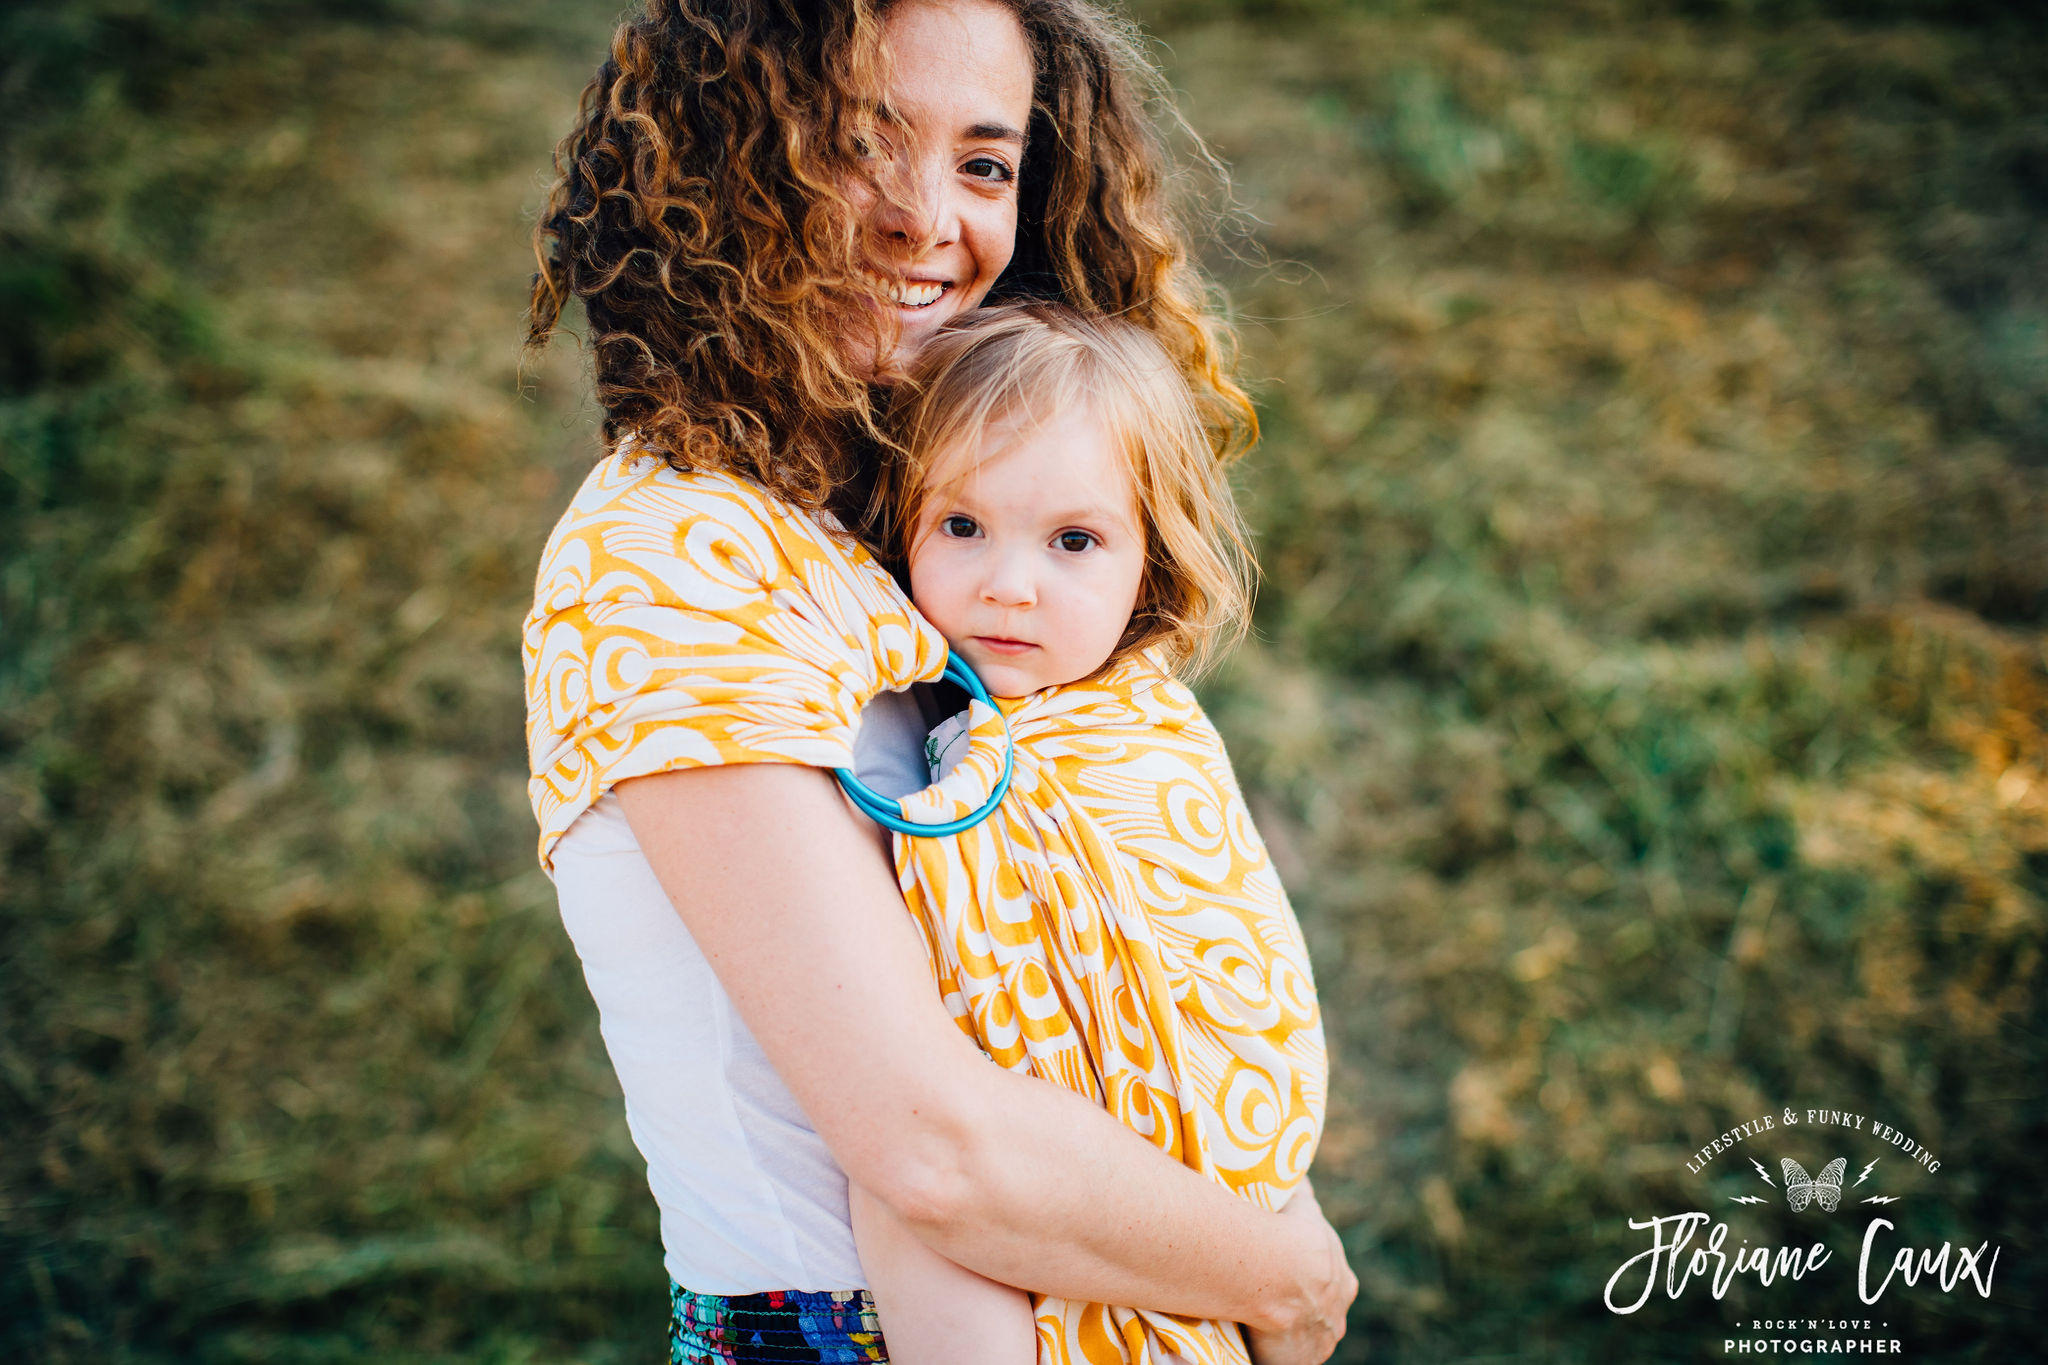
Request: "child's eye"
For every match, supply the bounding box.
[941,514,980,538]
[1054,530,1098,553]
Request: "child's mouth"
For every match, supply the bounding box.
[973,636,1036,655]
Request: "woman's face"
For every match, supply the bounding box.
[864,0,1035,369]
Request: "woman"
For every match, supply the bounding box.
[522,2,1356,1361]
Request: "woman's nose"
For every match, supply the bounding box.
[872,149,955,254]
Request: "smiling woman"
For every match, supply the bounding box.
[522,1,1352,1362]
[529,0,1255,519]
[855,1,1033,360]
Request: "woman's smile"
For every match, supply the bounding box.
[891,278,952,309]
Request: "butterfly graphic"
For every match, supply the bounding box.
[1781,1157,1847,1212]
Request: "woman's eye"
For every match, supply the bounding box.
[962,156,1014,184]
[942,515,980,538]
[1055,530,1097,553]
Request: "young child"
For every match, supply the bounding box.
[846,304,1328,1365]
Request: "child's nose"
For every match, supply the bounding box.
[980,550,1036,608]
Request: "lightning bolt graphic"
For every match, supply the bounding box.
[1862,1195,1899,1205]
[1731,1195,1769,1205]
[1751,1158,1775,1186]
[1854,1158,1880,1187]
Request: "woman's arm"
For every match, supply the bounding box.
[849,1180,1037,1365]
[615,761,1353,1351]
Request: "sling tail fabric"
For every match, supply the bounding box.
[894,660,1327,1365]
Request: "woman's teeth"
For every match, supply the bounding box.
[894,280,946,308]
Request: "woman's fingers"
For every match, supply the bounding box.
[1246,1184,1356,1365]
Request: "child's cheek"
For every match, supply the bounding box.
[914,565,970,643]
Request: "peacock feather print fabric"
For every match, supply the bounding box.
[523,451,948,872]
[893,663,1326,1365]
[524,451,1326,1364]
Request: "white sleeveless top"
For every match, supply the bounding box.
[548,689,933,1293]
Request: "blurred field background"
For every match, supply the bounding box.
[3,0,2044,1360]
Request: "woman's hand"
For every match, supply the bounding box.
[1245,1182,1357,1365]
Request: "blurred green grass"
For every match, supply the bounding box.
[3,1,2044,1361]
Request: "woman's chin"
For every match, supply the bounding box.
[851,292,979,384]
[889,300,957,356]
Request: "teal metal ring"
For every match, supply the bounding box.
[835,654,1015,837]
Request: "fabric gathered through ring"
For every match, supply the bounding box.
[834,653,1014,836]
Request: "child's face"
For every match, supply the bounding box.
[906,404,1147,699]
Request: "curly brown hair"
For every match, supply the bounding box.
[528,0,1256,515]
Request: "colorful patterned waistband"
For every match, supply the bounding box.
[669,1282,889,1364]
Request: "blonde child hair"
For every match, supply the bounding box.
[880,303,1257,679]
